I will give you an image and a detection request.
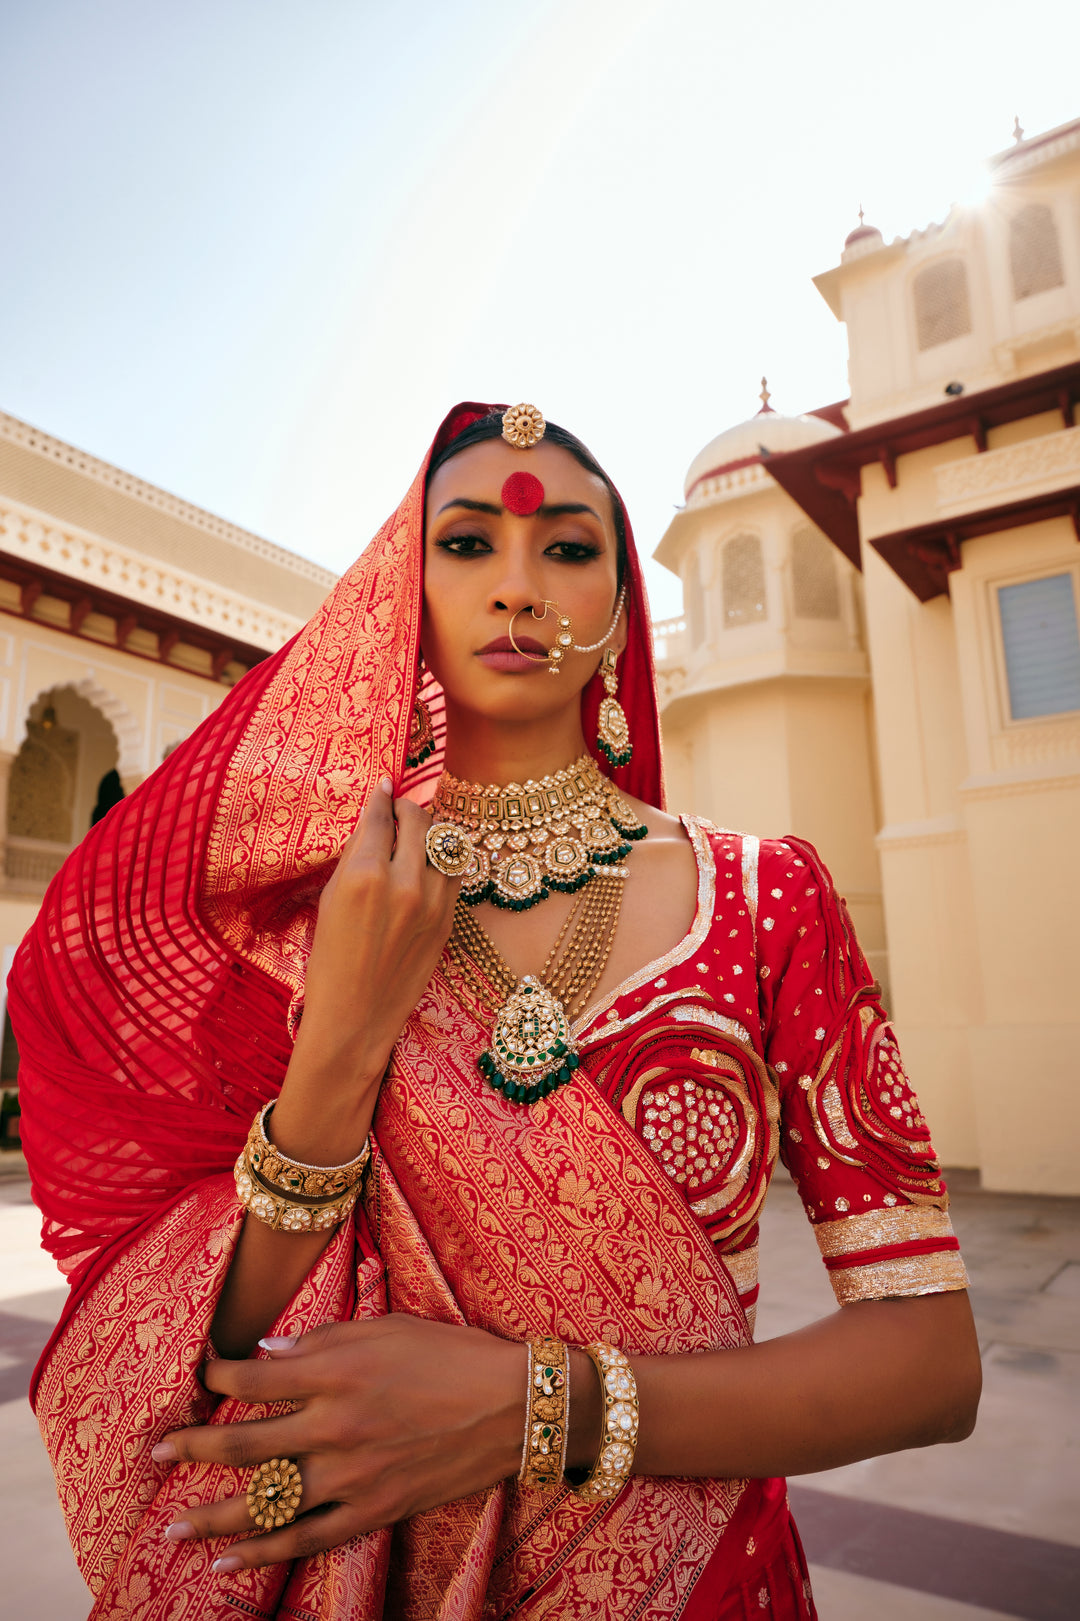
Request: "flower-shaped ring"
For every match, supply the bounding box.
[247,1457,303,1531]
[426,822,474,878]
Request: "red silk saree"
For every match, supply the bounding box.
[11,404,826,1618]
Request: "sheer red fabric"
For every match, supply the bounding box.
[9,402,663,1388]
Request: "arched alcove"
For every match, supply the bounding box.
[1010,203,1065,300]
[913,260,972,350]
[6,686,124,883]
[792,527,841,620]
[722,534,767,627]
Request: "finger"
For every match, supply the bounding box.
[212,1502,361,1573]
[154,1415,303,1470]
[389,797,432,880]
[202,1353,323,1405]
[351,775,396,862]
[162,1459,334,1545]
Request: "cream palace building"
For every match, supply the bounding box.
[0,412,335,1142]
[655,114,1080,1196]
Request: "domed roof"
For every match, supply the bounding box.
[683,392,843,500]
[841,207,884,261]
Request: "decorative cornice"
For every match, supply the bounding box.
[937,426,1080,514]
[0,495,303,653]
[686,460,772,506]
[876,815,966,853]
[0,411,337,590]
[960,762,1080,800]
[990,117,1080,177]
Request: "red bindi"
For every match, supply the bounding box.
[501,471,545,516]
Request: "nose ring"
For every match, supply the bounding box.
[506,585,629,676]
[508,601,574,676]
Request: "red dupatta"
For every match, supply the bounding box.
[10,404,767,1619]
[10,402,662,1350]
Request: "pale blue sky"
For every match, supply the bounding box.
[2,0,1078,616]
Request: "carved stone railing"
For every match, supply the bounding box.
[3,834,72,888]
[651,616,688,664]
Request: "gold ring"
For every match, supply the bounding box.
[425,821,473,878]
[246,1457,303,1530]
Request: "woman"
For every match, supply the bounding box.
[12,402,980,1620]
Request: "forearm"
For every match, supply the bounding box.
[625,1291,980,1480]
[212,1044,384,1359]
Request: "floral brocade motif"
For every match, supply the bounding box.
[202,478,425,1005]
[369,972,752,1619]
[35,1179,392,1620]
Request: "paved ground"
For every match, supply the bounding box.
[2,1159,1078,1619]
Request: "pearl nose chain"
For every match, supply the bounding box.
[507,584,627,676]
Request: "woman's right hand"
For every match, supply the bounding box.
[269,777,459,1164]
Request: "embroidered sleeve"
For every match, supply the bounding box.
[755,837,968,1305]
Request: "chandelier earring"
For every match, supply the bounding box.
[406,661,436,769]
[596,647,632,768]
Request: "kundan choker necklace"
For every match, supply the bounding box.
[429,754,646,912]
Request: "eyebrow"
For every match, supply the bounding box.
[435,497,603,520]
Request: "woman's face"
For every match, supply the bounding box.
[422,437,625,726]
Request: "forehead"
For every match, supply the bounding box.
[426,438,612,517]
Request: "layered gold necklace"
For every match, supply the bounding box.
[435,755,641,1105]
[431,753,646,911]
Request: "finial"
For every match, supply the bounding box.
[1012,115,1024,145]
[857,203,865,226]
[757,377,774,416]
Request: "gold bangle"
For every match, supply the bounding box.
[246,1102,370,1200]
[234,1150,361,1233]
[572,1343,639,1501]
[519,1336,569,1491]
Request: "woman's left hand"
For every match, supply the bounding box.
[153,1316,525,1571]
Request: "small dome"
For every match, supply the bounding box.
[684,409,842,500]
[842,208,884,262]
[844,222,882,248]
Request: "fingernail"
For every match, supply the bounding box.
[258,1335,297,1351]
[151,1441,178,1462]
[164,1520,195,1542]
[379,775,393,794]
[212,1556,244,1574]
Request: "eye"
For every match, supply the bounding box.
[435,532,492,556]
[546,540,602,563]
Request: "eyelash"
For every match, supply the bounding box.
[435,534,602,563]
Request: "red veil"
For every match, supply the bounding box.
[10,402,664,1383]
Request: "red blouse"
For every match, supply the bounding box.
[574,819,967,1331]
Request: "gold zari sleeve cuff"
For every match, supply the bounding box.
[830,1250,969,1304]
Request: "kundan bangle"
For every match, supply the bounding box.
[247,1102,370,1199]
[234,1151,362,1233]
[572,1343,639,1501]
[519,1336,569,1490]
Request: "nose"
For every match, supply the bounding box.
[489,535,550,619]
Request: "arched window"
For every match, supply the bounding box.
[685,551,708,647]
[792,527,841,619]
[722,534,766,627]
[913,260,972,350]
[7,715,77,844]
[1010,204,1064,300]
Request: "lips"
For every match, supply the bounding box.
[476,633,549,673]
[478,635,547,655]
